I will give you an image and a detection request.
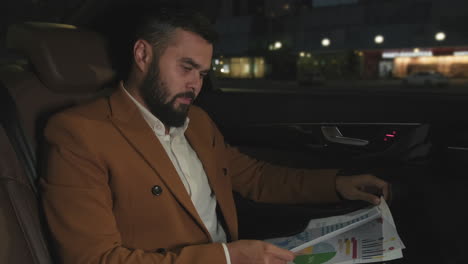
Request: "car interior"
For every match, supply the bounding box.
[2,1,468,263]
[0,21,372,263]
[0,22,117,263]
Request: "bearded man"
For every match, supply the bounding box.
[41,8,389,264]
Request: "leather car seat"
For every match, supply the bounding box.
[0,22,116,264]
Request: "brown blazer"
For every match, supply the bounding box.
[40,86,340,264]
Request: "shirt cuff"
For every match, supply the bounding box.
[221,243,231,264]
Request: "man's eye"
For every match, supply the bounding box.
[182,66,192,72]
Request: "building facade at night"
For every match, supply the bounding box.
[212,0,468,81]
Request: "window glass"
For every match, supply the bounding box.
[213,0,468,93]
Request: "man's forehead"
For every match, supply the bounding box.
[167,29,213,68]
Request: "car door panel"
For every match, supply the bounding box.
[196,85,468,259]
[196,90,438,169]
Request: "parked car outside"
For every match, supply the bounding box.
[402,71,449,87]
[298,71,325,85]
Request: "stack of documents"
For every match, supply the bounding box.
[265,198,405,264]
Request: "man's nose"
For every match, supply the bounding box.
[187,71,203,93]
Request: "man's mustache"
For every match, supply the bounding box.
[173,92,196,101]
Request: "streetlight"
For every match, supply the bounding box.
[374,35,384,44]
[321,38,330,47]
[274,41,282,49]
[299,52,305,57]
[435,32,446,41]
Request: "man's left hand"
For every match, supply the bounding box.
[335,174,389,205]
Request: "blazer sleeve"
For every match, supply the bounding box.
[40,112,227,264]
[203,111,341,205]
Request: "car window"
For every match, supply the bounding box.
[211,0,468,93]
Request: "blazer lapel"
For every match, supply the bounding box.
[185,123,238,240]
[184,126,217,188]
[107,86,210,238]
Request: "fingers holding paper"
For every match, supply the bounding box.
[335,174,390,205]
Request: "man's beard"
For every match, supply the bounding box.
[139,59,195,128]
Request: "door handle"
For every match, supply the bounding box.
[321,126,369,146]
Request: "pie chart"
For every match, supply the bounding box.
[294,242,336,264]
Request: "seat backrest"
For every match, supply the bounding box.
[0,22,115,264]
[2,22,115,163]
[0,122,52,264]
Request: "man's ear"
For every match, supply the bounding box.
[133,39,154,74]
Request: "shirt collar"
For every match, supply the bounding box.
[120,82,189,137]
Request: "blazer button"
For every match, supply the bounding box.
[151,185,163,196]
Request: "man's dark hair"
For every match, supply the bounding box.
[98,6,217,81]
[135,8,218,52]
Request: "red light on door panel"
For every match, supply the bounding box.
[384,130,398,142]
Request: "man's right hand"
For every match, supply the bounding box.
[226,240,295,264]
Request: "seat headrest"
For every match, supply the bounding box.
[6,22,115,93]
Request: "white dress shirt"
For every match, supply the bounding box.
[122,86,231,264]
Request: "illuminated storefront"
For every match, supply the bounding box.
[393,54,468,78]
[363,47,468,79]
[212,57,265,79]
